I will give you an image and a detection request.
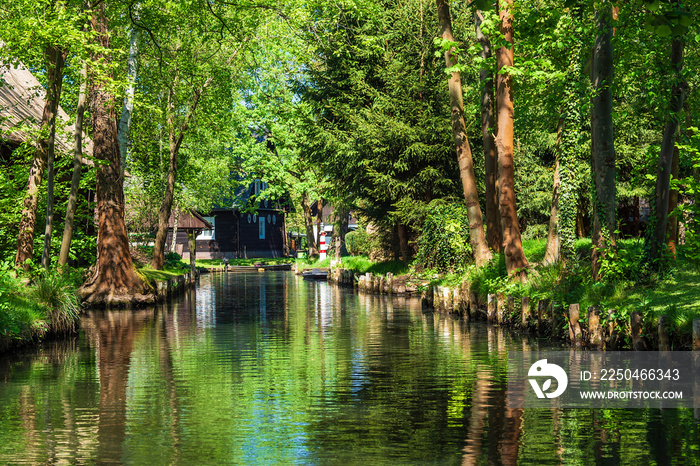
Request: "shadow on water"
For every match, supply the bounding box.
[0,272,698,464]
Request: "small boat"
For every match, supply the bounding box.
[262,263,293,271]
[302,268,329,280]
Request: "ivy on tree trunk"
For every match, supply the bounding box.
[590,3,617,281]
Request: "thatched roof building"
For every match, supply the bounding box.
[0,62,92,154]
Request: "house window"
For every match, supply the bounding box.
[267,215,271,224]
[254,179,260,196]
[253,214,257,223]
[196,216,215,240]
[273,215,277,225]
[259,217,265,239]
[247,214,251,223]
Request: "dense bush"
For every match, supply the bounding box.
[415,202,472,273]
[164,252,185,269]
[345,227,376,257]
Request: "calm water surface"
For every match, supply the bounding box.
[0,272,698,464]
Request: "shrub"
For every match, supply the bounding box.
[345,227,375,256]
[522,223,548,241]
[165,251,182,262]
[31,271,81,334]
[164,252,188,271]
[415,202,472,273]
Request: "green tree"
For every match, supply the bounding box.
[436,0,492,267]
[79,0,149,304]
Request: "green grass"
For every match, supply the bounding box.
[138,267,183,281]
[340,256,409,275]
[608,266,700,323]
[297,255,409,276]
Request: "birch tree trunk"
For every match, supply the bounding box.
[118,27,139,173]
[496,0,527,280]
[58,61,88,268]
[436,0,491,267]
[170,210,179,253]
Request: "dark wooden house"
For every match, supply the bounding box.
[166,180,289,259]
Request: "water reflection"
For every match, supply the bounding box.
[0,272,698,464]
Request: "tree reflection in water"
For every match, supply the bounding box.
[0,273,698,464]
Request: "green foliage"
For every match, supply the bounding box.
[557,42,589,265]
[672,128,700,266]
[299,0,464,232]
[1,262,83,347]
[164,252,187,271]
[340,256,409,276]
[345,227,377,257]
[30,270,81,333]
[415,202,472,274]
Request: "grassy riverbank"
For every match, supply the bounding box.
[297,255,409,275]
[310,238,700,344]
[0,265,81,352]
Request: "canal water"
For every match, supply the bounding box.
[0,272,698,464]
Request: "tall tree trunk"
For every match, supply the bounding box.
[151,113,179,270]
[79,1,149,305]
[150,86,202,270]
[59,61,88,269]
[281,211,289,256]
[15,45,65,270]
[118,27,139,174]
[543,119,564,265]
[301,192,318,258]
[41,46,68,269]
[436,0,492,267]
[170,209,179,253]
[333,205,350,259]
[495,0,527,280]
[651,38,686,264]
[667,146,680,257]
[557,51,585,265]
[590,4,617,281]
[187,230,196,284]
[397,222,410,263]
[476,10,501,253]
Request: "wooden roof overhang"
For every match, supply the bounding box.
[168,210,213,232]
